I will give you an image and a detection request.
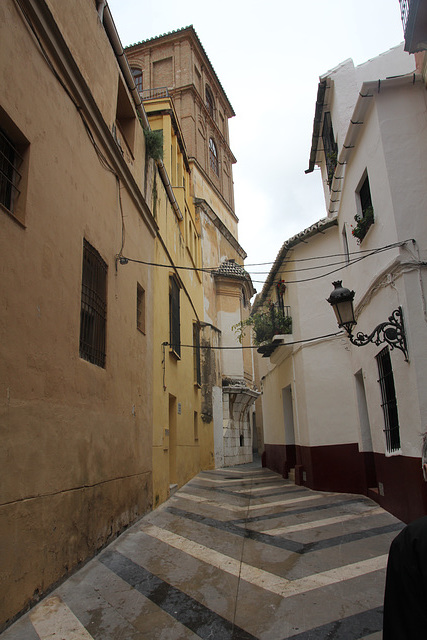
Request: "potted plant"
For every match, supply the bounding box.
[233,302,292,346]
[352,205,374,243]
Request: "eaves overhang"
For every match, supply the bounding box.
[327,72,421,216]
[252,216,338,313]
[305,79,327,174]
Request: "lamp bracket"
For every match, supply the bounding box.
[348,306,408,361]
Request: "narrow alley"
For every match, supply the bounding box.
[2,462,403,640]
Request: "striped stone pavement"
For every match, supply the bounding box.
[1,461,404,639]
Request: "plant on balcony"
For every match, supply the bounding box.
[233,303,292,346]
[144,129,163,161]
[351,205,374,243]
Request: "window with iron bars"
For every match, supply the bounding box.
[376,346,401,453]
[193,323,201,386]
[169,276,181,357]
[79,239,107,368]
[0,127,23,214]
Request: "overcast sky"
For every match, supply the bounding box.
[107,0,406,288]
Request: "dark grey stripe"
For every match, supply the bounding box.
[99,550,258,640]
[283,606,383,639]
[229,498,370,525]
[167,506,402,555]
[185,483,307,500]
[301,522,403,554]
[166,506,304,552]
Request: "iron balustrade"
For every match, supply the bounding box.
[141,87,170,101]
[399,0,410,32]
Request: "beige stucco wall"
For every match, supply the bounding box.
[0,0,156,627]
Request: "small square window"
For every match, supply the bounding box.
[137,283,145,334]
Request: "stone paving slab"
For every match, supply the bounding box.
[0,462,403,639]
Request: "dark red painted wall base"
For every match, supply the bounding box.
[263,442,427,524]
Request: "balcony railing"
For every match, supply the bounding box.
[400,0,410,32]
[141,87,170,101]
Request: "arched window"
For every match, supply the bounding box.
[209,138,218,176]
[131,68,143,93]
[205,86,215,119]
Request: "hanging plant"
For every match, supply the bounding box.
[351,206,374,243]
[144,129,163,161]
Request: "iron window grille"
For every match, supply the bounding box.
[79,239,107,368]
[209,138,218,176]
[169,276,181,357]
[376,346,401,453]
[0,127,23,213]
[193,323,201,386]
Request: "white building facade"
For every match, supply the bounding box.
[259,44,427,523]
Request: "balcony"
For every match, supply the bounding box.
[141,87,170,101]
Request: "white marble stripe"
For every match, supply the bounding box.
[173,491,328,511]
[140,523,388,599]
[262,507,384,535]
[30,596,94,640]
[233,483,288,494]
[209,469,268,475]
[196,476,274,485]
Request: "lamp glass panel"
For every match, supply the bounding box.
[335,300,355,327]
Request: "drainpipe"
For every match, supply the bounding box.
[102,3,183,219]
[96,0,106,20]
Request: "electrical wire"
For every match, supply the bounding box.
[167,330,343,350]
[119,241,411,285]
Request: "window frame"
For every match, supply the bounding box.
[193,322,201,386]
[209,137,219,176]
[79,239,108,368]
[136,282,145,334]
[131,67,143,94]
[0,109,30,226]
[205,86,215,119]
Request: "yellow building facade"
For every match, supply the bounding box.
[140,97,211,505]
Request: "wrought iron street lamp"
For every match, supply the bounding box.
[327,281,408,361]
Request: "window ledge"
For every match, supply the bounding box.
[0,203,26,228]
[385,448,402,458]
